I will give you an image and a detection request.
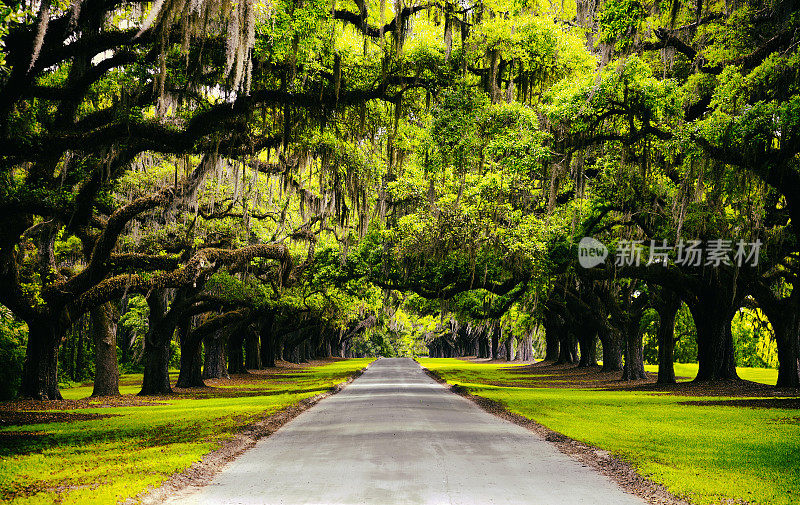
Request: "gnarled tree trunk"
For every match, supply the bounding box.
[621,306,646,380]
[176,320,205,388]
[689,274,740,382]
[598,326,623,372]
[245,328,261,369]
[775,313,800,388]
[655,292,681,384]
[504,336,514,361]
[621,327,646,380]
[203,330,230,379]
[757,287,800,388]
[260,325,277,368]
[543,312,561,361]
[20,321,62,400]
[140,291,174,395]
[90,303,120,397]
[557,325,578,365]
[479,332,491,358]
[578,329,598,368]
[227,331,247,373]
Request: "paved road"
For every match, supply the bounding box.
[167,358,646,505]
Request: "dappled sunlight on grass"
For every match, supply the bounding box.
[643,362,779,385]
[0,358,373,505]
[60,373,181,400]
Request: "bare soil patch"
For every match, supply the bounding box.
[0,410,119,426]
[0,396,168,414]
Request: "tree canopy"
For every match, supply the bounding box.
[1,0,798,399]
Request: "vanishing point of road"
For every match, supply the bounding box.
[166,358,646,505]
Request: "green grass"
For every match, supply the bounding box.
[0,359,373,505]
[418,358,800,505]
[643,362,779,385]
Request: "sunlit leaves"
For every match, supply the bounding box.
[596,0,645,50]
[483,102,550,175]
[431,82,487,172]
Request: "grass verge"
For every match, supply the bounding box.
[643,362,779,385]
[418,358,800,505]
[0,358,373,505]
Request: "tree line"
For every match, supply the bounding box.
[0,0,797,400]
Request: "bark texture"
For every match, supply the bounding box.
[20,322,62,400]
[90,303,121,397]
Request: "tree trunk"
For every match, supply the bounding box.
[140,335,172,395]
[285,342,299,363]
[694,318,738,381]
[621,313,646,380]
[491,329,499,359]
[599,327,623,372]
[775,314,800,388]
[689,279,740,381]
[689,269,742,381]
[556,328,577,364]
[119,295,131,365]
[20,322,62,400]
[300,339,310,362]
[543,315,560,361]
[278,335,285,361]
[176,321,205,388]
[754,285,800,388]
[245,329,261,369]
[203,332,230,379]
[75,318,85,381]
[478,333,490,358]
[504,336,514,361]
[90,303,120,397]
[578,329,598,368]
[140,291,173,395]
[227,330,247,373]
[621,330,646,380]
[488,49,500,102]
[765,288,800,388]
[516,333,533,361]
[260,326,276,368]
[656,293,681,384]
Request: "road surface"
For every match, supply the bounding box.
[166,357,646,505]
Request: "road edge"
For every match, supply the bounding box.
[419,364,692,505]
[128,361,373,505]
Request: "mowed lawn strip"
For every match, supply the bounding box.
[418,358,800,505]
[0,358,373,505]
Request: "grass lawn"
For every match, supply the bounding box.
[0,358,373,505]
[644,362,779,385]
[418,358,800,505]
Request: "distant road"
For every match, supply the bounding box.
[166,357,645,505]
